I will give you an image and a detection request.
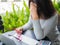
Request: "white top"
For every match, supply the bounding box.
[22,13,59,41]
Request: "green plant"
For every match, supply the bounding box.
[52,0,60,14]
[1,1,30,32]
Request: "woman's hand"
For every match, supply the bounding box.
[15,27,23,35]
[15,27,23,41]
[30,2,39,20]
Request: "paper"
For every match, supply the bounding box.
[14,34,51,45]
[0,42,3,45]
[13,34,51,45]
[13,34,39,45]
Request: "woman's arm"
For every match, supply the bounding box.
[32,14,58,40]
[42,14,58,37]
[30,2,58,40]
[21,15,33,31]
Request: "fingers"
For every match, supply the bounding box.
[15,28,23,35]
[30,2,37,13]
[30,2,37,8]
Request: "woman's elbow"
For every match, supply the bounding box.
[35,35,44,40]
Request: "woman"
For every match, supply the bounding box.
[15,0,59,43]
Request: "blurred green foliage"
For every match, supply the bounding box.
[52,0,60,14]
[1,1,30,32]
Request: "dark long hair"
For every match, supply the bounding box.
[29,0,56,19]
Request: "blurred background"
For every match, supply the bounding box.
[0,0,60,33]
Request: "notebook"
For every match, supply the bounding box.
[0,33,51,45]
[12,34,51,45]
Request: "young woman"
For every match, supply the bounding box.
[15,0,59,43]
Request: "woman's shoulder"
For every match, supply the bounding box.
[47,13,58,20]
[53,12,58,17]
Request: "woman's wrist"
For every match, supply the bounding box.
[32,17,39,20]
[32,14,39,20]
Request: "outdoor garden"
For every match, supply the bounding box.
[0,0,60,45]
[0,0,60,33]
